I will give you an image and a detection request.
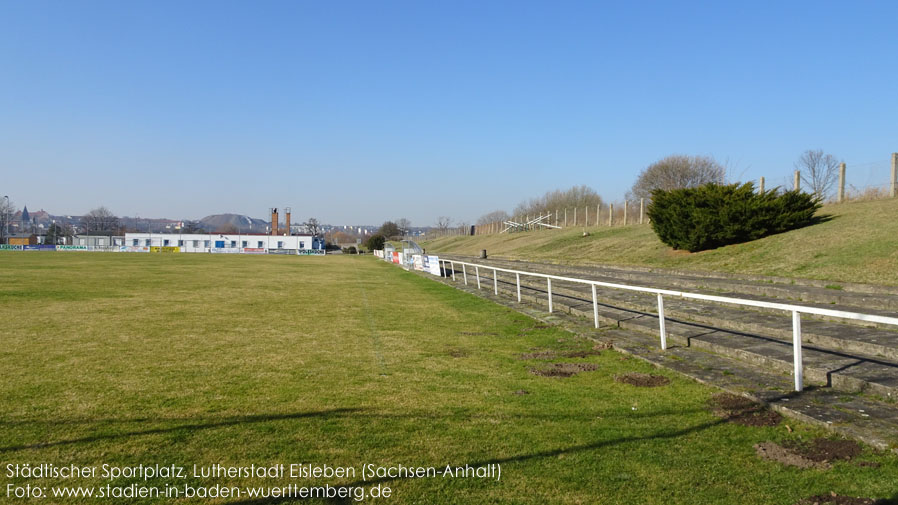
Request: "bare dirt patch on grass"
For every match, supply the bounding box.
[709,392,781,427]
[754,442,827,469]
[530,362,599,378]
[755,438,863,470]
[614,372,670,387]
[791,439,863,463]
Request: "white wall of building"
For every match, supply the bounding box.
[124,233,316,253]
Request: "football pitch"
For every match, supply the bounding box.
[1,253,896,504]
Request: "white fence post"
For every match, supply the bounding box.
[657,294,667,350]
[547,278,553,313]
[793,311,803,391]
[493,268,498,295]
[475,266,481,289]
[592,284,599,328]
[450,262,456,281]
[462,264,467,285]
[516,273,521,302]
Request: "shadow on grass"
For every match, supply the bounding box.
[229,416,731,505]
[0,408,361,453]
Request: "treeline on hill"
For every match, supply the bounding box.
[477,185,603,225]
[647,183,822,252]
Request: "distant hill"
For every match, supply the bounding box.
[200,214,269,233]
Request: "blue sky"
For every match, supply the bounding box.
[2,1,896,226]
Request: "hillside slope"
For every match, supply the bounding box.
[422,198,898,285]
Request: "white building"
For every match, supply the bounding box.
[124,233,323,253]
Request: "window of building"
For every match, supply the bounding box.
[300,241,304,249]
[163,239,170,246]
[230,240,237,248]
[242,241,247,248]
[278,241,284,249]
[132,239,139,246]
[204,240,211,248]
[193,240,199,247]
[145,239,151,246]
[178,240,184,247]
[257,241,263,248]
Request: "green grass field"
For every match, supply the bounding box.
[422,198,898,285]
[1,252,897,504]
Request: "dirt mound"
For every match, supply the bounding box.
[513,389,529,395]
[756,438,866,470]
[530,362,599,378]
[754,442,828,469]
[798,439,862,463]
[614,372,670,387]
[795,493,885,505]
[709,393,781,427]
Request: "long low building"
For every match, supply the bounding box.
[124,233,324,253]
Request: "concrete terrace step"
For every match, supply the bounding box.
[440,261,898,403]
[519,274,898,362]
[444,255,898,312]
[418,267,898,452]
[447,259,898,362]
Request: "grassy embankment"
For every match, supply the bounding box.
[1,252,897,504]
[422,198,898,285]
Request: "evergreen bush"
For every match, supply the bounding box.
[647,183,821,252]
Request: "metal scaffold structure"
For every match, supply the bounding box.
[501,214,561,233]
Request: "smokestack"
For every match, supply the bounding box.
[270,208,278,236]
[285,207,291,236]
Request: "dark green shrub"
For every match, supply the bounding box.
[364,234,386,251]
[647,183,821,252]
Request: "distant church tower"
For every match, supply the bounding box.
[20,206,30,231]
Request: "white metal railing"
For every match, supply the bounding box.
[434,258,898,392]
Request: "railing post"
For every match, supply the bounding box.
[592,284,599,328]
[493,269,498,295]
[475,266,481,289]
[793,311,803,391]
[516,273,521,302]
[657,294,667,350]
[450,262,456,281]
[462,264,467,285]
[547,278,553,313]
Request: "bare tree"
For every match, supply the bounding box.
[303,217,322,237]
[795,149,841,200]
[628,155,725,201]
[514,185,602,217]
[396,218,412,235]
[84,206,121,236]
[476,210,509,225]
[0,197,14,244]
[435,216,452,231]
